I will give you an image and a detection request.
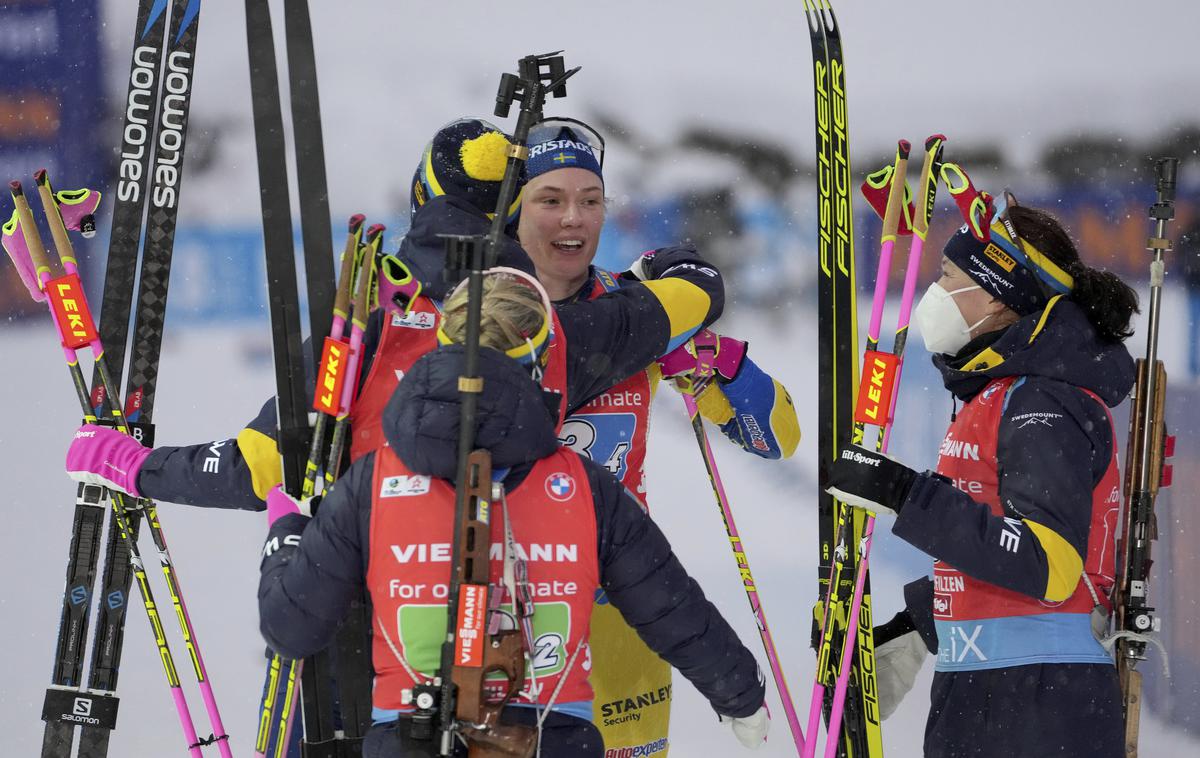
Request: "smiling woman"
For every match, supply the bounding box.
[513,115,800,755]
[517,124,608,300]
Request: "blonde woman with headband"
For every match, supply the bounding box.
[257,270,769,756]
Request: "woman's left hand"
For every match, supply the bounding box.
[825,444,917,517]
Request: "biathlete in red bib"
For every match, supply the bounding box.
[826,197,1139,758]
[509,117,799,754]
[257,271,768,756]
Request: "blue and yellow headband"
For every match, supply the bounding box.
[435,267,554,375]
[943,211,1074,316]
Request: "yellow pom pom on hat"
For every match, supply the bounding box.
[460,130,509,182]
[410,118,515,219]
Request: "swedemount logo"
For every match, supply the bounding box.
[1012,411,1063,429]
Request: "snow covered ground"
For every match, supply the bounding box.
[2,308,1198,756]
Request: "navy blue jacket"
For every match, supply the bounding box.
[895,299,1135,605]
[136,196,724,511]
[258,345,766,719]
[894,300,1132,757]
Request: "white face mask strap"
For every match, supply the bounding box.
[945,284,982,297]
[962,312,992,335]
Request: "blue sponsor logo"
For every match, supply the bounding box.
[107,591,125,610]
[69,585,88,606]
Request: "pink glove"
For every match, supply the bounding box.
[65,424,153,497]
[657,329,747,385]
[266,484,314,526]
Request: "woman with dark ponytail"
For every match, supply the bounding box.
[824,195,1137,757]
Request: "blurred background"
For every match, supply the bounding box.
[2,1,1198,755]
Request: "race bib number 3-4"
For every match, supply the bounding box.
[560,414,636,480]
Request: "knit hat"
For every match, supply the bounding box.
[410,118,516,218]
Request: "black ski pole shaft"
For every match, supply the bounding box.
[262,221,377,758]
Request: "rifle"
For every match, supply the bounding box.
[1114,157,1179,757]
[407,52,578,758]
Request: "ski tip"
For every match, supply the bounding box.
[366,223,386,241]
[33,168,48,185]
[897,140,912,159]
[9,180,22,196]
[926,134,947,150]
[348,214,366,233]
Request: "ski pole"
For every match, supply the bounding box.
[822,136,945,756]
[676,348,805,755]
[281,226,381,758]
[880,135,944,450]
[803,141,911,758]
[864,141,911,359]
[8,178,206,757]
[36,169,236,758]
[256,223,381,758]
[301,214,365,496]
[324,224,383,488]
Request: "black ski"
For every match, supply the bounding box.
[280,2,372,751]
[79,1,213,755]
[40,2,169,756]
[806,1,880,756]
[244,1,340,756]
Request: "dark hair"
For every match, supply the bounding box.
[1007,205,1139,342]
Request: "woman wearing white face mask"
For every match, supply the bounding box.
[825,197,1139,758]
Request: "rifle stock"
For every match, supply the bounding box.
[449,450,535,758]
[1116,359,1167,758]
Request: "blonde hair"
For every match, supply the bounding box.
[440,274,546,353]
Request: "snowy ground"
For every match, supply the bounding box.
[2,309,1198,756]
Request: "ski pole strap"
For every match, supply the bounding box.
[940,162,994,242]
[860,165,914,236]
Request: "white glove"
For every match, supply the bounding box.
[720,705,769,749]
[876,628,928,720]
